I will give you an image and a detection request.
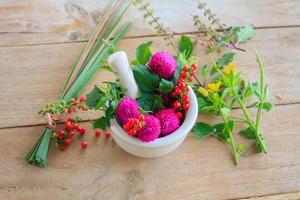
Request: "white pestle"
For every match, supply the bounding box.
[108,51,140,99]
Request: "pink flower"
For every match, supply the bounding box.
[148,51,177,79]
[137,115,161,142]
[155,109,180,136]
[116,97,141,125]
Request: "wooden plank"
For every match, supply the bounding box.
[0,104,299,199]
[0,0,299,46]
[0,27,299,128]
[240,192,300,200]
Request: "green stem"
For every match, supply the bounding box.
[237,98,267,154]
[221,113,239,165]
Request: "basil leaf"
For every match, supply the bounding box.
[192,122,213,138]
[159,78,174,93]
[136,41,153,65]
[86,86,105,109]
[178,35,194,59]
[132,65,160,92]
[92,117,107,131]
[239,127,256,140]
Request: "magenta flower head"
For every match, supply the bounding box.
[148,51,177,79]
[155,109,180,136]
[116,97,141,125]
[137,114,161,142]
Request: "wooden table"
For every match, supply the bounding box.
[0,0,299,199]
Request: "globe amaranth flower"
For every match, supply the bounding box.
[116,97,141,125]
[155,109,180,136]
[137,114,161,142]
[148,51,177,79]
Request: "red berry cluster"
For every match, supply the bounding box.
[65,96,87,114]
[171,64,197,119]
[123,115,145,136]
[55,117,88,151]
[94,129,111,139]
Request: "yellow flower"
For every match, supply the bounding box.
[224,63,238,76]
[207,82,221,93]
[198,87,209,97]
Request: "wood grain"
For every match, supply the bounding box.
[241,192,300,200]
[0,0,299,46]
[0,104,299,199]
[0,27,299,128]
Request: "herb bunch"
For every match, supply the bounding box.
[193,51,273,164]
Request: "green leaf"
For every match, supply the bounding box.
[86,86,105,109]
[212,123,228,141]
[216,52,235,68]
[105,105,115,127]
[178,35,194,59]
[95,96,108,109]
[152,95,164,112]
[236,25,254,45]
[192,122,213,138]
[237,143,247,154]
[201,64,209,76]
[92,117,108,131]
[172,64,182,85]
[261,102,273,111]
[159,78,174,93]
[239,127,256,140]
[136,41,153,65]
[132,65,160,92]
[137,93,154,112]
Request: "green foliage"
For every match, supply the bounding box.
[159,78,174,93]
[136,41,153,65]
[192,122,213,138]
[178,35,194,59]
[132,65,160,92]
[239,127,256,140]
[92,117,107,131]
[236,25,255,45]
[216,52,235,68]
[86,86,105,109]
[137,93,164,113]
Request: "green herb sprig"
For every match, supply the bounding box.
[193,51,273,164]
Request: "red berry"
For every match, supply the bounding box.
[60,145,67,151]
[105,132,111,139]
[176,112,183,119]
[73,123,79,130]
[191,63,197,70]
[69,131,75,137]
[67,117,73,122]
[182,95,188,101]
[81,141,87,149]
[81,106,87,111]
[138,115,145,121]
[189,77,193,82]
[173,101,181,109]
[136,124,142,130]
[72,100,79,106]
[65,138,71,145]
[73,108,78,113]
[182,66,188,71]
[65,121,72,130]
[128,129,136,136]
[79,127,86,135]
[180,72,186,79]
[175,87,181,94]
[171,91,177,97]
[79,96,86,103]
[66,108,72,114]
[58,130,65,137]
[178,82,185,89]
[183,103,189,110]
[95,130,101,137]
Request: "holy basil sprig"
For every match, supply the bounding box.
[192,51,272,165]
